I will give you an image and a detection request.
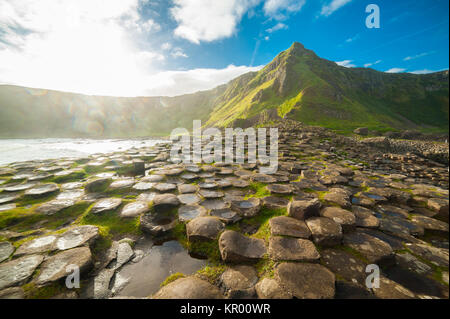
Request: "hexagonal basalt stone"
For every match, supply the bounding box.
[109,179,135,189]
[177,184,198,194]
[262,196,290,209]
[275,262,335,299]
[90,198,122,214]
[14,235,58,257]
[132,182,155,191]
[395,252,433,275]
[343,231,394,266]
[210,208,241,224]
[23,183,59,197]
[198,190,224,199]
[55,225,99,251]
[120,201,149,218]
[198,182,218,189]
[153,277,223,299]
[269,216,311,238]
[152,194,180,211]
[230,198,261,217]
[186,216,225,241]
[288,198,321,220]
[220,265,258,298]
[153,183,176,192]
[35,199,77,215]
[141,175,165,183]
[255,278,292,299]
[306,217,343,247]
[231,179,250,188]
[379,216,424,236]
[320,249,367,285]
[219,230,266,263]
[177,193,201,205]
[266,184,294,195]
[0,193,20,205]
[0,242,14,263]
[405,243,449,268]
[269,237,320,261]
[36,247,92,285]
[410,215,448,233]
[140,213,178,236]
[3,183,37,192]
[85,177,111,193]
[320,207,356,232]
[136,192,157,203]
[323,188,351,209]
[251,174,277,183]
[61,182,84,190]
[371,276,415,299]
[0,255,44,290]
[200,199,229,210]
[352,206,380,229]
[178,205,207,222]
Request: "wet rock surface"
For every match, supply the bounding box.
[0,122,448,299]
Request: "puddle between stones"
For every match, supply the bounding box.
[115,239,206,298]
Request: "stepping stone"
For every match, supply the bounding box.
[321,249,367,285]
[199,190,224,199]
[3,183,36,192]
[14,235,58,257]
[0,255,44,290]
[306,217,343,247]
[55,225,99,251]
[109,179,135,189]
[410,215,448,233]
[186,217,225,241]
[220,265,258,298]
[395,252,433,275]
[61,182,84,190]
[178,205,207,222]
[210,208,241,224]
[0,242,14,263]
[231,179,250,188]
[177,194,201,205]
[153,183,177,192]
[153,194,180,211]
[0,194,20,205]
[0,204,15,212]
[269,216,311,238]
[85,177,111,193]
[136,192,157,202]
[343,231,394,266]
[371,276,415,299]
[219,230,266,263]
[405,243,449,268]
[120,201,149,218]
[266,184,294,194]
[56,189,84,201]
[269,237,320,261]
[141,175,165,183]
[90,198,122,214]
[275,262,335,299]
[140,213,178,236]
[177,184,197,194]
[320,207,356,231]
[352,206,379,229]
[35,199,77,215]
[201,199,229,211]
[230,198,261,217]
[251,174,277,183]
[288,198,321,220]
[262,196,290,209]
[36,247,92,285]
[132,182,154,191]
[255,278,292,299]
[24,183,59,197]
[153,277,223,299]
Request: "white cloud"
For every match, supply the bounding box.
[364,60,382,68]
[170,0,261,44]
[142,64,264,96]
[161,42,172,51]
[171,47,188,58]
[336,60,356,68]
[345,34,360,43]
[263,0,306,18]
[265,36,270,41]
[385,68,406,73]
[409,69,437,74]
[321,0,352,17]
[0,0,169,96]
[266,22,288,33]
[403,51,434,61]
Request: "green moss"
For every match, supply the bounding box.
[246,182,271,199]
[197,264,227,284]
[50,170,87,184]
[160,272,185,287]
[337,245,369,263]
[23,282,67,299]
[255,257,275,278]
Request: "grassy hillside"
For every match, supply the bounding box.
[0,42,448,138]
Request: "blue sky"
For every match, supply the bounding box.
[0,0,448,96]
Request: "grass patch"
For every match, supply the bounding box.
[160,272,185,287]
[246,182,271,198]
[23,282,67,299]
[196,264,227,284]
[255,257,276,278]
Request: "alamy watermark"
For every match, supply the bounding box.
[169,120,279,174]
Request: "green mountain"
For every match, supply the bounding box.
[0,42,448,138]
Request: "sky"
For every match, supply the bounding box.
[0,0,448,97]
